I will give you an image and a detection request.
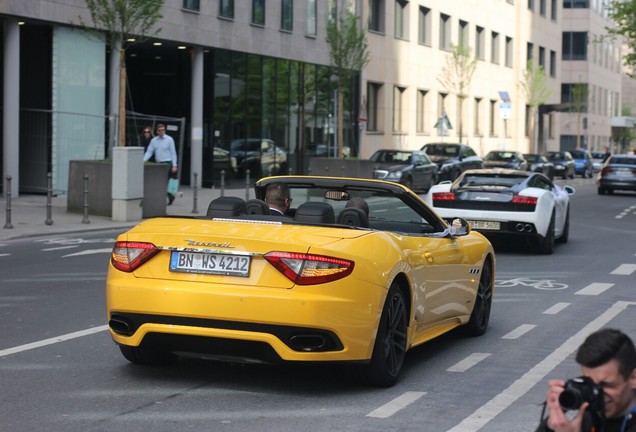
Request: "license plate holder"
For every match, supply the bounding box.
[169,251,251,277]
[468,220,501,230]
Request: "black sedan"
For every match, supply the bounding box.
[421,143,483,182]
[545,151,575,179]
[370,149,438,192]
[524,153,555,180]
[597,154,636,195]
[483,150,528,171]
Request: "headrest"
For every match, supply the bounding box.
[337,207,369,228]
[207,196,246,218]
[245,199,270,215]
[293,202,335,224]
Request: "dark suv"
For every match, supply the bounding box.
[421,143,483,182]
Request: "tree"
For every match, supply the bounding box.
[606,1,636,73]
[326,4,369,159]
[437,43,477,144]
[520,60,551,153]
[80,0,163,148]
[570,83,589,149]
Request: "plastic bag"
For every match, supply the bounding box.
[167,178,179,194]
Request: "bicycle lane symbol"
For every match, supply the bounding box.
[495,278,569,290]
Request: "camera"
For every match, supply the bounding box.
[559,376,604,412]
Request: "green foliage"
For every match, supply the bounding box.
[607,0,636,71]
[521,60,551,108]
[326,8,370,85]
[80,0,164,47]
[437,44,478,100]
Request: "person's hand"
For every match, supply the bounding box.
[171,166,177,173]
[545,379,588,432]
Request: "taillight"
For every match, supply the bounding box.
[111,241,159,272]
[512,195,538,205]
[264,252,354,285]
[432,192,456,201]
[600,167,611,175]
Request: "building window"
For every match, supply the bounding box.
[474,98,482,136]
[367,82,382,132]
[439,14,451,51]
[369,0,385,33]
[551,0,557,20]
[539,46,546,69]
[458,20,469,47]
[550,50,556,77]
[394,0,409,40]
[505,36,513,67]
[183,0,200,11]
[491,32,500,64]
[219,0,234,19]
[418,6,431,46]
[527,42,534,63]
[476,26,485,60]
[525,105,531,137]
[540,0,546,16]
[281,0,293,31]
[563,0,589,7]
[438,92,448,120]
[489,99,498,136]
[393,86,406,133]
[306,0,317,36]
[252,0,265,26]
[528,0,534,11]
[562,32,588,60]
[416,89,428,133]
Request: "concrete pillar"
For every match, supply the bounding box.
[190,47,204,188]
[112,147,144,222]
[3,19,20,198]
[108,40,121,158]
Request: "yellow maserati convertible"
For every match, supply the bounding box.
[107,176,495,387]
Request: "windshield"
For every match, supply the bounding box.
[370,151,413,164]
[423,144,459,157]
[569,150,586,159]
[524,154,538,162]
[547,152,566,161]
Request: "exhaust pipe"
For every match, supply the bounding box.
[109,317,134,335]
[289,334,328,352]
[515,223,525,232]
[524,224,533,232]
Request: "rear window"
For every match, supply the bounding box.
[610,157,636,165]
[459,174,526,188]
[485,152,517,161]
[569,150,586,159]
[423,145,459,156]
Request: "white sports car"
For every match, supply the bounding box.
[425,169,575,254]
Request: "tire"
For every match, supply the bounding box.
[119,345,177,365]
[463,258,493,336]
[536,213,555,254]
[556,205,569,244]
[598,187,606,195]
[356,283,408,387]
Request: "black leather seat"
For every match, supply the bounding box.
[337,208,369,228]
[207,196,246,218]
[293,202,335,224]
[245,199,270,215]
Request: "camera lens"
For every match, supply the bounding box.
[559,388,583,411]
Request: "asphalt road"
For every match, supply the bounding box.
[1,177,635,432]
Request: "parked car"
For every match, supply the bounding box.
[597,154,636,195]
[483,150,528,171]
[569,149,594,178]
[427,169,575,254]
[230,138,288,179]
[212,147,237,180]
[369,149,438,192]
[545,151,575,179]
[591,151,606,173]
[524,153,555,180]
[420,143,483,182]
[107,175,495,387]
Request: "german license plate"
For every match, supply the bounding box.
[468,220,501,230]
[169,251,251,277]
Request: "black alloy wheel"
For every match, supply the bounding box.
[463,258,493,336]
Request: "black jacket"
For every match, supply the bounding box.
[536,411,636,432]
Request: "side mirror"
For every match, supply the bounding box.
[564,186,576,195]
[449,218,471,236]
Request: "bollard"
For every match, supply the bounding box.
[245,169,251,201]
[3,175,13,229]
[220,170,225,197]
[45,172,54,225]
[82,174,90,224]
[192,172,199,214]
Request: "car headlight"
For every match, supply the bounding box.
[387,171,403,180]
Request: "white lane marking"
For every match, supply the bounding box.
[446,301,636,432]
[447,353,491,372]
[543,303,570,315]
[501,324,536,340]
[0,253,10,257]
[575,283,614,296]
[42,245,79,251]
[0,325,109,358]
[367,391,426,418]
[62,248,112,257]
[611,264,636,275]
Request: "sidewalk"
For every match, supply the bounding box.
[0,184,254,242]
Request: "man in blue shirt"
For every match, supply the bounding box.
[144,124,178,205]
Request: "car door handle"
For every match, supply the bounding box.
[423,252,434,263]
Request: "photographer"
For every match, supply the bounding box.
[537,328,636,432]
